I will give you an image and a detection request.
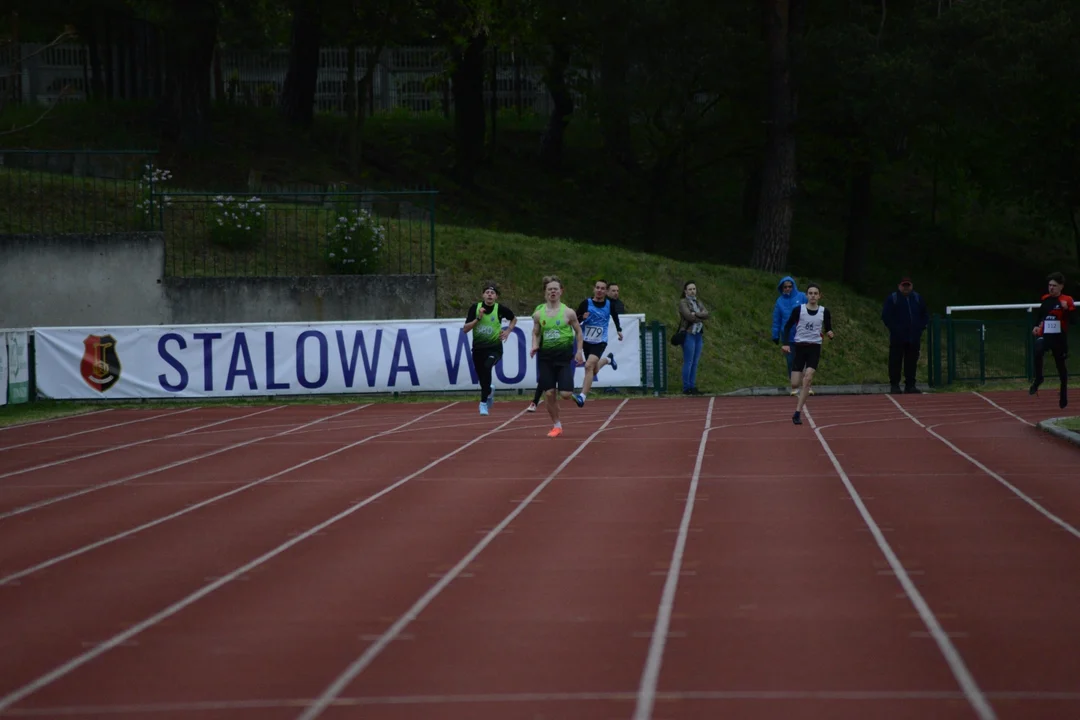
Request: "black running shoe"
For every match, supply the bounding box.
[792,411,802,425]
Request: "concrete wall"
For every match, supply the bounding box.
[0,233,437,327]
[0,233,169,327]
[165,275,436,324]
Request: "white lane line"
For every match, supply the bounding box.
[0,406,289,520]
[886,395,1080,541]
[0,409,113,433]
[972,392,1036,427]
[0,408,201,452]
[804,407,996,720]
[295,400,631,720]
[0,407,279,482]
[0,404,402,584]
[0,402,543,713]
[632,397,714,720]
[12,688,1080,715]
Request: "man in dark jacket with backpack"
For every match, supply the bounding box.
[882,277,930,393]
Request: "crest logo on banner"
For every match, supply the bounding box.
[80,334,122,392]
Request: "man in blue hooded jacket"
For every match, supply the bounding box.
[881,277,930,393]
[772,275,808,389]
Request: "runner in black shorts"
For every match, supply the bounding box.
[782,283,834,425]
[531,275,586,438]
[1030,272,1076,409]
[461,282,517,416]
[571,279,622,406]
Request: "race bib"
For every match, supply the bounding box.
[1043,318,1061,334]
[583,325,603,341]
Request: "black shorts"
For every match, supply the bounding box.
[1037,333,1069,358]
[472,344,502,370]
[537,349,575,392]
[792,343,822,372]
[582,341,607,360]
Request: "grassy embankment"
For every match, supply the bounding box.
[3,101,1055,425]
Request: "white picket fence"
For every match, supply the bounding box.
[1,42,578,117]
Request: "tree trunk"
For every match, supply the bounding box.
[158,0,218,147]
[346,41,358,174]
[750,0,799,272]
[538,43,573,171]
[1068,204,1080,266]
[86,21,105,101]
[597,32,636,172]
[842,158,873,286]
[450,32,487,185]
[279,0,322,131]
[489,43,498,157]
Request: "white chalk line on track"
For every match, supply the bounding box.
[0,401,546,713]
[0,409,113,433]
[972,391,1037,427]
[885,395,1080,541]
[804,406,997,720]
[293,399,631,720]
[5,689,1080,715]
[0,402,429,585]
[0,407,288,482]
[0,408,202,452]
[632,396,714,720]
[0,406,299,520]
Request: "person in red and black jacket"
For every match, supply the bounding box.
[1030,272,1076,409]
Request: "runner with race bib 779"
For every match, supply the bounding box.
[572,279,623,407]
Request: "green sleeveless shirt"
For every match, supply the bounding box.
[472,302,502,348]
[538,303,574,354]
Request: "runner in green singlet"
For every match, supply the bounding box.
[462,282,517,415]
[530,275,586,437]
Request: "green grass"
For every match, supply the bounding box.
[433,225,901,393]
[5,100,1070,425]
[1058,416,1080,432]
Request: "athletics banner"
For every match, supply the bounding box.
[33,315,644,400]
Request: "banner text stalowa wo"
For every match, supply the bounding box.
[33,316,644,399]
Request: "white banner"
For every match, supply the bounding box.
[6,331,29,405]
[33,315,644,400]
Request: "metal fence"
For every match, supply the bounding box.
[0,149,159,235]
[159,191,437,277]
[2,42,581,117]
[640,321,669,394]
[927,310,1080,386]
[1,150,438,277]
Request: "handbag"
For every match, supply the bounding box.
[670,320,686,346]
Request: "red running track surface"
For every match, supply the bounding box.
[0,390,1077,720]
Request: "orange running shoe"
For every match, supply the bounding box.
[547,426,563,438]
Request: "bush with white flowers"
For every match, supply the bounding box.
[136,164,172,229]
[325,207,384,274]
[208,195,267,250]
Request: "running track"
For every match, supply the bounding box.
[0,390,1077,720]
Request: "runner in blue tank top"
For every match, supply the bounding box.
[571,279,623,406]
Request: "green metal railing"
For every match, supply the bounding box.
[639,320,669,394]
[158,191,437,277]
[1,149,438,277]
[929,310,1080,386]
[0,149,159,235]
